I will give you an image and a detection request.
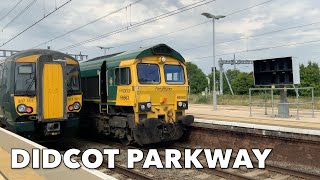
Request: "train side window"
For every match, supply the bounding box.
[114,67,131,86]
[86,76,99,98]
[115,68,120,85]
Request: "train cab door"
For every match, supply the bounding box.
[100,61,108,112]
[37,55,67,122]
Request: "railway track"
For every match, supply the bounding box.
[171,143,320,180]
[66,137,319,180]
[90,156,154,180]
[55,142,154,180]
[47,122,320,180]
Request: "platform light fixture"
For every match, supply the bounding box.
[201,12,225,111]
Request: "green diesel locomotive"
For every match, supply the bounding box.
[80,44,193,145]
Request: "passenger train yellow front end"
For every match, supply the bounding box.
[0,50,82,141]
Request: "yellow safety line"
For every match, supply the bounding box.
[0,148,44,180]
[192,114,320,129]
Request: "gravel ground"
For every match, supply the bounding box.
[42,137,316,180]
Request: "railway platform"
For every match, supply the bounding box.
[0,127,115,180]
[187,104,320,137]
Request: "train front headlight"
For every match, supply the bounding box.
[73,102,81,110]
[183,103,187,109]
[17,104,27,113]
[139,102,152,112]
[177,101,188,110]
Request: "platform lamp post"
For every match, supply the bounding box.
[201,12,225,111]
[97,46,113,55]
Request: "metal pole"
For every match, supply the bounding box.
[223,68,234,95]
[249,89,252,117]
[296,90,300,120]
[219,58,223,95]
[271,88,274,117]
[312,88,315,118]
[206,77,210,95]
[212,18,217,111]
[264,90,267,115]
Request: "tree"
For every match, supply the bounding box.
[208,68,242,94]
[299,61,320,96]
[231,72,254,95]
[186,62,208,94]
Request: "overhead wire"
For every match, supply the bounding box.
[32,0,143,48]
[180,20,320,52]
[191,38,320,60]
[225,0,274,16]
[110,20,210,49]
[2,0,38,31]
[0,0,23,23]
[0,0,72,47]
[58,0,215,51]
[96,0,276,51]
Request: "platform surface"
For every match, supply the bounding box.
[0,127,115,180]
[187,104,320,136]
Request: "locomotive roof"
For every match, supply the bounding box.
[80,44,185,67]
[4,49,77,62]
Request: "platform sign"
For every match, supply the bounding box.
[253,57,300,86]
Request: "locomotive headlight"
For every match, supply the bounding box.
[139,102,151,112]
[183,103,187,108]
[160,56,166,63]
[17,104,27,113]
[177,101,188,110]
[73,102,81,110]
[140,104,146,110]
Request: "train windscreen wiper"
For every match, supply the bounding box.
[67,82,74,94]
[25,78,36,96]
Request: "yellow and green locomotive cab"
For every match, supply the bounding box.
[0,49,82,141]
[80,44,193,145]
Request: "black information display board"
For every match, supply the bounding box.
[253,57,299,86]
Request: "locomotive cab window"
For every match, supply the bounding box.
[164,64,185,84]
[15,63,36,96]
[115,67,131,85]
[67,64,81,94]
[137,63,160,84]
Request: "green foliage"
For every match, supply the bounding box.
[231,72,254,95]
[208,68,253,95]
[186,62,208,94]
[299,61,320,96]
[187,61,320,97]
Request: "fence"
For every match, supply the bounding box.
[249,87,315,120]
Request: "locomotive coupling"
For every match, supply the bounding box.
[177,115,194,125]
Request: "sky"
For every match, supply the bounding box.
[0,0,320,74]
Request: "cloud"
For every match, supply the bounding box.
[1,0,320,74]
